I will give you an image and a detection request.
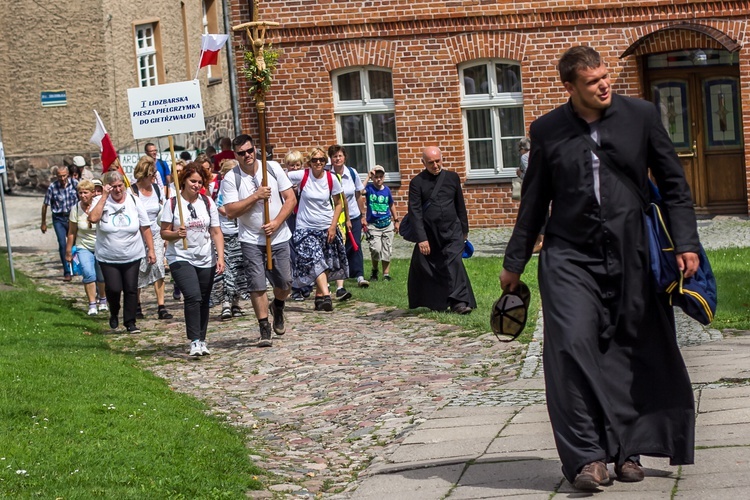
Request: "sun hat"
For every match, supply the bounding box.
[72,156,86,167]
[462,239,474,258]
[491,281,531,341]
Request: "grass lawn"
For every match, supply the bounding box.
[705,247,750,331]
[0,254,265,498]
[355,249,750,338]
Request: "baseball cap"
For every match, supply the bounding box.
[491,281,531,341]
[91,179,103,187]
[73,156,86,167]
[372,165,385,174]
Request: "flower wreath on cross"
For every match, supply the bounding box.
[242,43,279,102]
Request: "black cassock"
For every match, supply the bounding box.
[407,169,476,311]
[504,95,701,482]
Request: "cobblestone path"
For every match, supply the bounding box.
[16,249,524,497]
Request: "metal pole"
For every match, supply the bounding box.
[222,0,242,136]
[0,176,16,283]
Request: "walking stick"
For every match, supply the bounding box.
[257,102,272,269]
[168,136,188,250]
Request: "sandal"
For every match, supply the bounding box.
[157,307,173,320]
[231,305,244,317]
[221,306,233,320]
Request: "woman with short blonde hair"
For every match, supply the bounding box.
[131,155,172,320]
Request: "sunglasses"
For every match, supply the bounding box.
[236,147,255,156]
[310,157,326,164]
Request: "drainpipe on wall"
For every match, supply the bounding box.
[222,0,242,136]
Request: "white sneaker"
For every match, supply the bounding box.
[87,305,98,316]
[200,341,211,355]
[189,340,203,357]
[98,302,109,312]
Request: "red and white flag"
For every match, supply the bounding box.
[89,110,118,172]
[199,34,229,68]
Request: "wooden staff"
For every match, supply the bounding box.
[233,19,279,270]
[257,102,272,269]
[168,136,188,250]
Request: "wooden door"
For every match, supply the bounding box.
[646,65,747,214]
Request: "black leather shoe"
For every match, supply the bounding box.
[451,303,473,315]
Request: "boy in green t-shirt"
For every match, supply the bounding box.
[364,165,400,281]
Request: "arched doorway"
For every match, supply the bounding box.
[643,49,747,214]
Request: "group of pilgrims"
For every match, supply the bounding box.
[64,136,398,356]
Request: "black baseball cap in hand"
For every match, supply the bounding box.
[491,281,531,342]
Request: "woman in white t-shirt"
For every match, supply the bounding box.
[88,171,156,334]
[64,179,107,315]
[131,155,173,321]
[286,147,348,311]
[160,162,225,357]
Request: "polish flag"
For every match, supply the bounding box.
[199,34,230,68]
[89,110,118,172]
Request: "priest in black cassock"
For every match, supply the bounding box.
[407,146,476,314]
[501,46,701,491]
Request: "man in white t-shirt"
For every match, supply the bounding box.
[221,134,297,347]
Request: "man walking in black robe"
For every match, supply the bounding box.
[501,46,701,490]
[407,146,476,314]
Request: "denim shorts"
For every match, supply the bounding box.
[76,247,104,284]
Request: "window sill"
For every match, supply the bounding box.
[207,77,223,87]
[464,175,514,186]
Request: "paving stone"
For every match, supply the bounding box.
[388,439,488,463]
[697,407,750,426]
[695,422,750,447]
[484,434,556,455]
[345,463,463,499]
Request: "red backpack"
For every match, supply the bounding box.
[294,168,333,214]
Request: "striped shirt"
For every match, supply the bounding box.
[43,178,79,214]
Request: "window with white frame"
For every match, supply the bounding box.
[333,67,399,177]
[460,60,524,179]
[135,23,158,87]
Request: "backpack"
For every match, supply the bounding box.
[131,183,163,204]
[232,165,283,204]
[294,168,333,214]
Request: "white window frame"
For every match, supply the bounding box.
[333,66,399,181]
[135,23,158,87]
[460,59,524,180]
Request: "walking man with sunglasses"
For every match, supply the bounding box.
[220,134,296,347]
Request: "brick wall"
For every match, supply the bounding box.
[228,1,750,225]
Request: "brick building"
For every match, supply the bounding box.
[228,0,750,226]
[0,0,235,189]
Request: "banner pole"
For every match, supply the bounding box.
[169,136,188,250]
[0,176,15,283]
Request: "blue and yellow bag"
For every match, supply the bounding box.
[645,182,717,325]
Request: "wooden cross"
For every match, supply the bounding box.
[232,9,279,269]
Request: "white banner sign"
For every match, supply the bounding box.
[127,80,205,139]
